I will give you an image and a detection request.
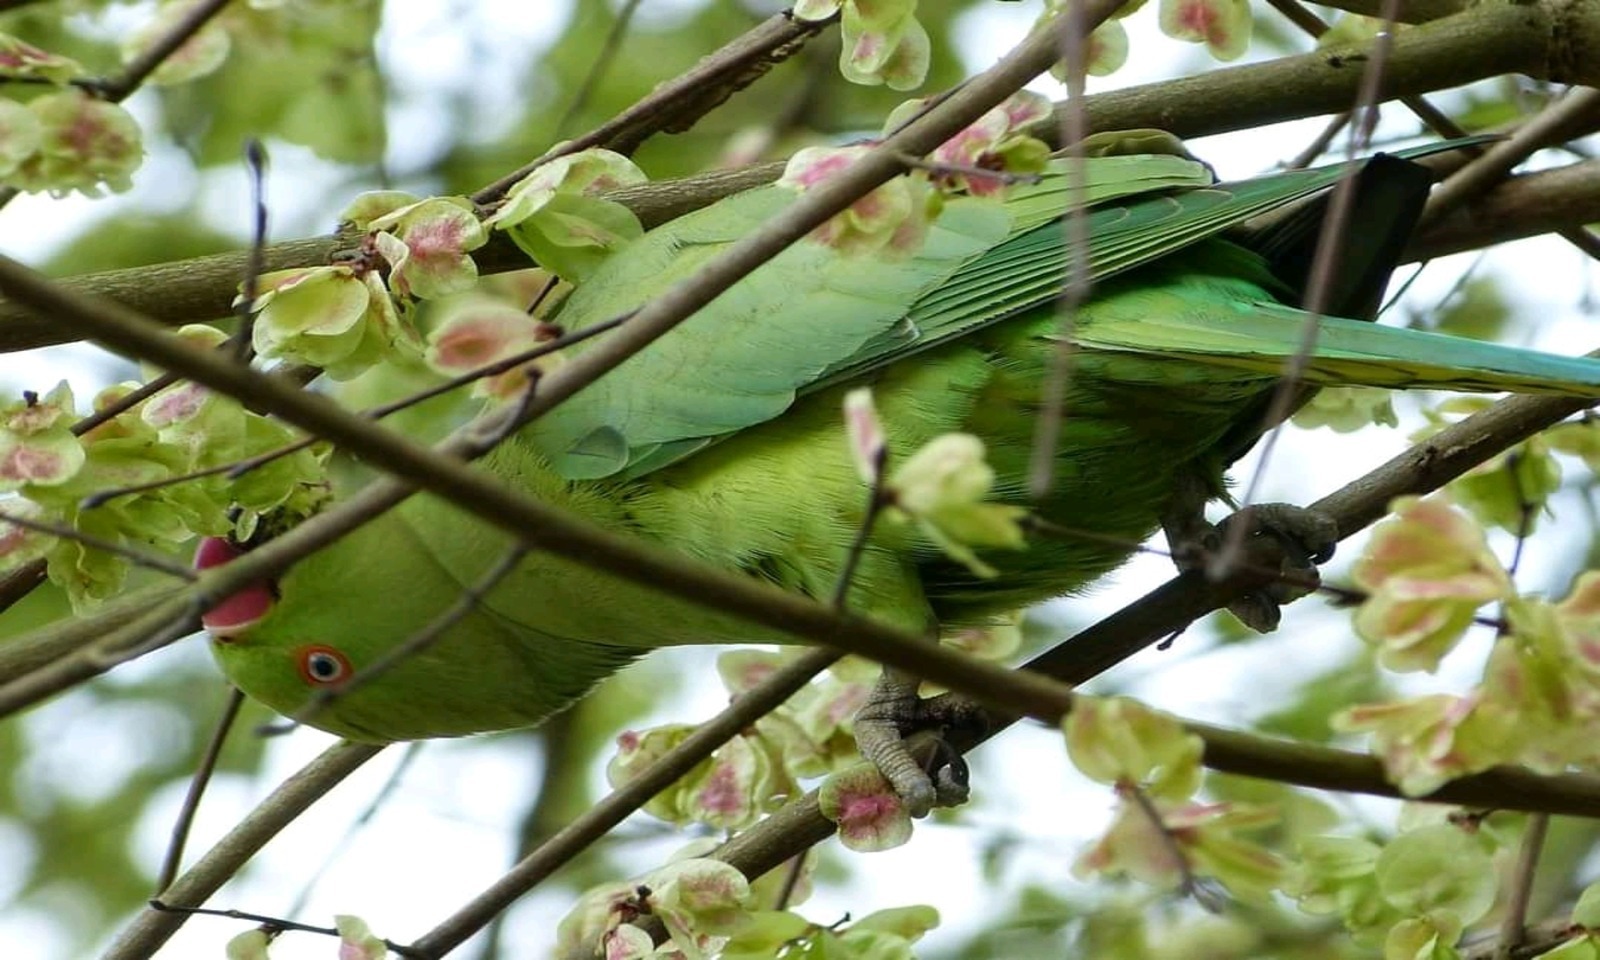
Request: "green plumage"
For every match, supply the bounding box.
[211,145,1600,742]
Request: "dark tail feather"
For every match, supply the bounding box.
[1212,155,1437,466]
[1232,154,1436,320]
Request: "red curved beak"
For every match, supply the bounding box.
[194,537,274,637]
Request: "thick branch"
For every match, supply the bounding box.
[1410,161,1600,260]
[1308,0,1468,23]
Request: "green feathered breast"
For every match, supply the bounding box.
[210,145,1600,741]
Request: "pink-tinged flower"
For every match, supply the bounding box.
[424,296,559,400]
[600,924,653,960]
[607,723,705,825]
[842,905,941,945]
[369,196,487,300]
[122,1,231,85]
[340,190,424,231]
[11,91,142,196]
[1159,0,1253,61]
[246,265,413,379]
[1332,694,1514,796]
[941,614,1022,661]
[1074,797,1282,897]
[1557,572,1600,673]
[819,762,914,852]
[684,734,769,831]
[842,387,886,486]
[553,881,647,960]
[139,327,248,459]
[0,499,55,575]
[646,858,753,951]
[1317,13,1388,49]
[1064,696,1203,802]
[1171,802,1285,899]
[1352,496,1512,673]
[1293,386,1399,433]
[715,648,787,695]
[334,915,386,960]
[797,0,929,90]
[1375,824,1496,947]
[751,709,827,783]
[1073,811,1168,891]
[487,149,647,282]
[1477,585,1600,773]
[889,90,1052,197]
[1287,835,1394,926]
[886,432,1027,577]
[792,669,872,763]
[1452,436,1561,534]
[0,100,41,178]
[1416,401,1562,534]
[1547,417,1600,474]
[224,929,272,960]
[1084,18,1131,77]
[779,144,938,257]
[0,33,84,83]
[1384,917,1461,960]
[0,381,85,491]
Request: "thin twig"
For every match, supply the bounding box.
[70,371,179,437]
[1493,813,1550,960]
[157,687,245,891]
[143,905,427,959]
[1027,3,1092,499]
[81,311,629,508]
[1421,87,1600,228]
[234,139,268,364]
[105,740,386,960]
[285,742,424,920]
[1267,0,1600,264]
[553,0,643,140]
[272,544,530,732]
[1287,112,1350,169]
[1120,781,1222,912]
[0,508,196,579]
[472,12,830,204]
[1217,0,1402,578]
[95,0,236,101]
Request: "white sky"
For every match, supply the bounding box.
[0,2,1596,959]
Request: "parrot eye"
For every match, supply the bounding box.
[295,645,352,686]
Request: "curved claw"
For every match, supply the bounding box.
[1213,503,1338,632]
[855,671,986,818]
[930,745,970,808]
[1164,497,1339,633]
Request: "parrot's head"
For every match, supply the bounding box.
[193,516,621,743]
[194,534,388,741]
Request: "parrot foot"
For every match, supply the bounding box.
[1173,502,1338,633]
[855,668,985,818]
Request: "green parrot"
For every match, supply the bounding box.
[200,142,1600,814]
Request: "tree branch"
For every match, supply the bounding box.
[103,741,385,960]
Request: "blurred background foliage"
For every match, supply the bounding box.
[0,1,1594,959]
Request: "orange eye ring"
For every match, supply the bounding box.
[295,645,353,686]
